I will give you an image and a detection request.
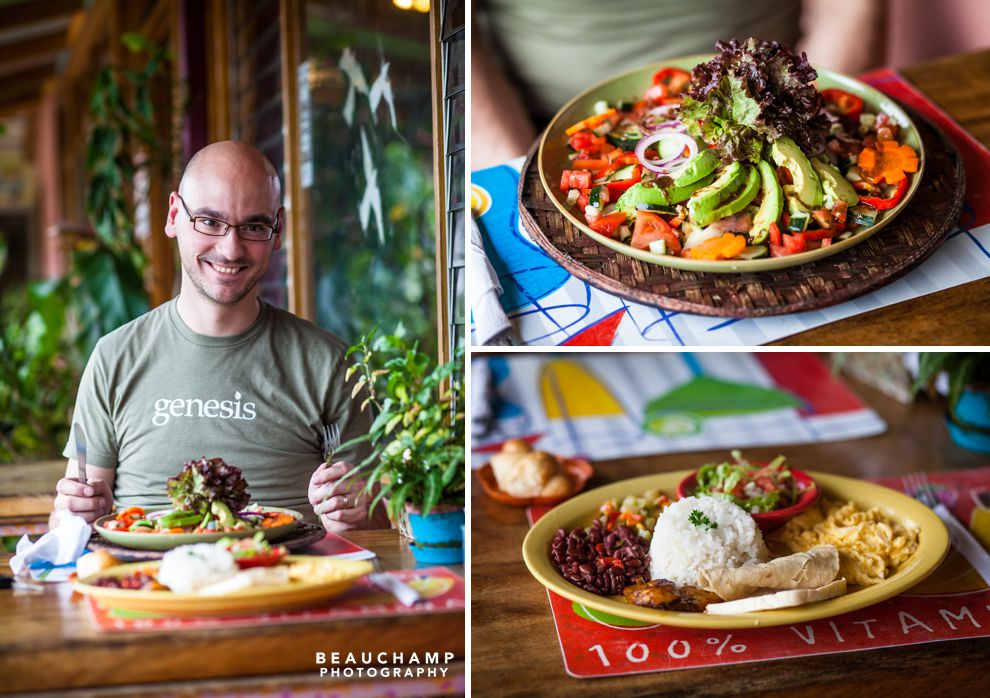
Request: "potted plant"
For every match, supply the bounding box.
[341,326,465,563]
[912,352,990,453]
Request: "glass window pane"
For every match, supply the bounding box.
[445,30,464,94]
[452,267,464,324]
[446,92,464,152]
[447,150,464,210]
[442,0,464,40]
[450,210,465,266]
[304,0,437,353]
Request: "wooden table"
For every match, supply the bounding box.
[0,528,464,696]
[777,48,990,345]
[471,373,990,696]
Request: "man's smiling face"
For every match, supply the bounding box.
[166,143,282,308]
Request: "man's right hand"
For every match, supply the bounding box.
[53,477,113,523]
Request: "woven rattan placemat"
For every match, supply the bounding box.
[518,109,964,317]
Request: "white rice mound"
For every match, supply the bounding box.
[157,543,238,594]
[649,496,769,588]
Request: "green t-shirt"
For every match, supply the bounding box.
[481,0,802,121]
[63,298,370,521]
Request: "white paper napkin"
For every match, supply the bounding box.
[469,216,516,346]
[10,510,92,582]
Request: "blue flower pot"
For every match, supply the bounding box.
[947,388,990,453]
[407,509,464,565]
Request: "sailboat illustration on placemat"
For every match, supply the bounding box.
[643,354,803,436]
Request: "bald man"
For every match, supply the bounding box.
[53,141,390,533]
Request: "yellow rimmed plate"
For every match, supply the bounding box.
[522,470,949,629]
[537,56,925,273]
[73,555,374,616]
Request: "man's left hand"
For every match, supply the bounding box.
[308,461,390,533]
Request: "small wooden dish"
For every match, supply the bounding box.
[477,457,594,507]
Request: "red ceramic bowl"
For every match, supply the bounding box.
[676,467,820,532]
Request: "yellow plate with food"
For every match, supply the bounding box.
[73,553,374,616]
[522,470,948,629]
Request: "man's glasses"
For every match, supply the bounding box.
[176,193,280,242]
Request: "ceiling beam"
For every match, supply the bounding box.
[0,0,83,33]
[0,27,68,57]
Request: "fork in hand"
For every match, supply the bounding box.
[322,422,341,464]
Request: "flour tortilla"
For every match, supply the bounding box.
[698,545,839,600]
[704,578,848,615]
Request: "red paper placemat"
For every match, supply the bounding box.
[529,468,990,678]
[85,567,465,632]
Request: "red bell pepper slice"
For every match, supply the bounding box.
[596,556,626,571]
[589,211,628,238]
[802,228,835,241]
[652,67,691,95]
[605,165,642,196]
[821,88,863,121]
[859,177,908,211]
[568,131,605,154]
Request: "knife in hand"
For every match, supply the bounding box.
[74,422,87,486]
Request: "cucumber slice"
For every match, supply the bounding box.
[738,245,769,260]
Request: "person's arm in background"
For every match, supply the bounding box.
[51,461,115,527]
[471,15,538,170]
[798,0,889,75]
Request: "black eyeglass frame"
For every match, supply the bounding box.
[176,193,282,242]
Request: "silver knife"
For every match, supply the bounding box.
[368,572,422,607]
[74,423,87,485]
[931,501,990,586]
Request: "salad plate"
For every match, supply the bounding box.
[537,54,925,273]
[93,506,303,551]
[522,470,948,629]
[73,555,373,616]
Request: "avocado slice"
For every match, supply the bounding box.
[770,136,823,209]
[687,162,746,227]
[750,160,783,244]
[672,149,720,187]
[616,174,716,216]
[706,165,760,224]
[811,159,859,207]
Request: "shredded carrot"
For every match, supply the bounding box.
[686,233,747,261]
[857,141,918,184]
[565,108,618,136]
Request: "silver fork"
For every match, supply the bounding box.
[322,422,341,464]
[904,471,990,585]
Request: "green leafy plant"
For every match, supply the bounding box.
[72,32,172,356]
[0,246,81,461]
[340,325,464,520]
[912,352,990,422]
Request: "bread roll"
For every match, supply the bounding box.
[76,550,120,579]
[540,473,572,498]
[501,438,532,454]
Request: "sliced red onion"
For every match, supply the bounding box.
[635,131,699,174]
[645,103,679,118]
[238,511,266,518]
[147,510,170,520]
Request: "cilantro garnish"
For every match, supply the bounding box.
[688,509,718,530]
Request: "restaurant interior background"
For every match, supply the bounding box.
[0,0,465,472]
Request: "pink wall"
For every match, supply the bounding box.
[887,0,990,68]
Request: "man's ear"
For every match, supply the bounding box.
[272,207,285,251]
[164,192,180,239]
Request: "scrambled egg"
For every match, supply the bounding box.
[770,499,919,586]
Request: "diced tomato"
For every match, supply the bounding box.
[596,556,625,571]
[605,165,643,196]
[770,232,807,257]
[821,237,833,247]
[802,229,834,241]
[565,169,593,189]
[832,200,848,233]
[811,209,834,232]
[755,476,778,493]
[568,131,604,154]
[589,211,628,238]
[630,211,681,254]
[769,221,782,247]
[577,189,591,210]
[560,170,572,192]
